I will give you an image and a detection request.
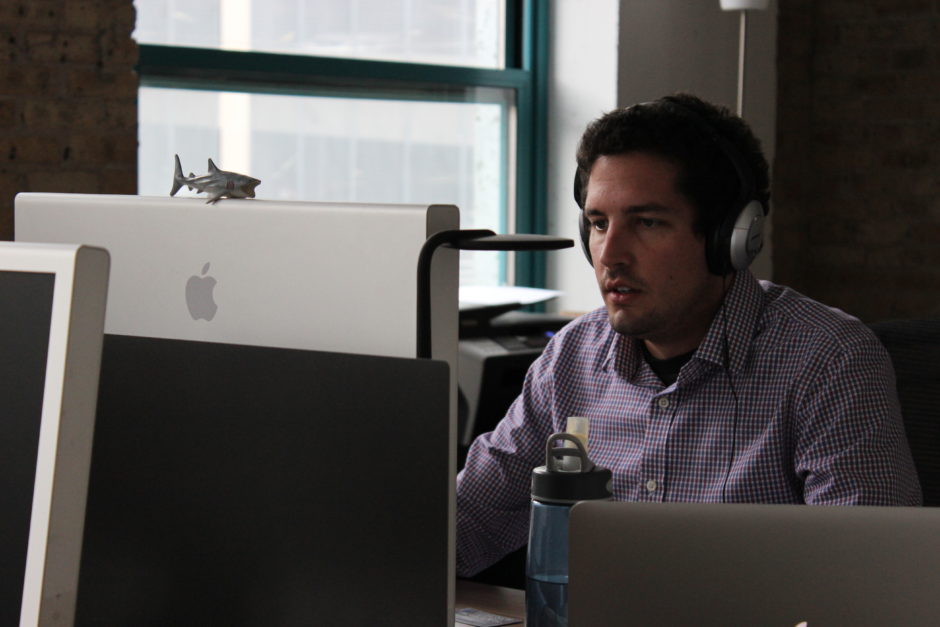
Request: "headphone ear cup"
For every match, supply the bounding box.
[708,199,766,275]
[574,169,593,264]
[579,211,592,264]
[728,200,765,271]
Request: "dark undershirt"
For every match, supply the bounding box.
[641,343,696,386]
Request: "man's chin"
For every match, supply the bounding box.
[606,310,655,339]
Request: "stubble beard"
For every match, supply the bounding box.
[606,306,663,342]
[602,275,728,349]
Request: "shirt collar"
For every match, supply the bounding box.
[694,270,764,373]
[605,326,663,386]
[603,270,765,379]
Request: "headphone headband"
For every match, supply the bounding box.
[575,98,766,275]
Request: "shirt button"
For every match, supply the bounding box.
[645,479,658,492]
[657,397,670,409]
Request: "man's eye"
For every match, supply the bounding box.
[591,220,608,231]
[639,218,660,228]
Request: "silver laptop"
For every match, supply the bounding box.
[569,500,940,626]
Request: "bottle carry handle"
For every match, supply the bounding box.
[545,432,595,473]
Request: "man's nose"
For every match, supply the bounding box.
[596,223,634,269]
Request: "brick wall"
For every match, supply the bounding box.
[775,0,940,321]
[0,0,137,241]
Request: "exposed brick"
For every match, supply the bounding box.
[21,99,72,128]
[101,0,136,34]
[0,0,137,239]
[8,136,66,164]
[26,170,100,194]
[0,66,53,95]
[4,31,26,63]
[0,99,15,127]
[99,167,138,195]
[27,31,99,65]
[99,28,139,68]
[776,0,940,321]
[0,170,24,241]
[67,67,138,96]
[0,1,62,28]
[928,196,940,221]
[63,1,101,32]
[103,98,138,129]
[67,132,137,165]
[816,1,874,20]
[871,0,933,17]
[910,222,940,248]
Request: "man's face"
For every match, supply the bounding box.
[585,152,727,359]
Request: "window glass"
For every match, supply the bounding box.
[139,85,512,285]
[134,0,504,69]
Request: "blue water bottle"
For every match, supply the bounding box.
[526,431,612,627]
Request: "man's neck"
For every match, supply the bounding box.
[642,272,736,360]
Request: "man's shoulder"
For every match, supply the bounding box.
[555,307,612,341]
[543,308,617,359]
[757,280,881,354]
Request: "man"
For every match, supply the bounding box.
[456,93,921,577]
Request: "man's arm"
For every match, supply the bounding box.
[795,333,922,505]
[456,349,557,577]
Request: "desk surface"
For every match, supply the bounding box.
[455,580,524,625]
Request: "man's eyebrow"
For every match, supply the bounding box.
[585,203,678,216]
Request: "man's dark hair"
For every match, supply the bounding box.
[575,93,771,237]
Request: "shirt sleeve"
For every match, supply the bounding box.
[795,333,922,506]
[455,343,558,577]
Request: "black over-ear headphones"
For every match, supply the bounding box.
[573,99,767,276]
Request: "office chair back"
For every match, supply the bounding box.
[869,318,940,506]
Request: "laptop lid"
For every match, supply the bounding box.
[0,242,109,627]
[76,334,450,626]
[569,500,940,627]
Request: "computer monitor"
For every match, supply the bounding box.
[14,193,458,365]
[0,242,109,627]
[15,193,460,619]
[76,335,450,626]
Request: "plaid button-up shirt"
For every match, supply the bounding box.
[456,272,922,576]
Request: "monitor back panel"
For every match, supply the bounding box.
[14,193,459,365]
[75,335,450,626]
[569,500,940,627]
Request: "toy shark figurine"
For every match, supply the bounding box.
[170,154,261,204]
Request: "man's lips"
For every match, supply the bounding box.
[604,281,643,304]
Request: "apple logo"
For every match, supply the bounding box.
[186,262,218,321]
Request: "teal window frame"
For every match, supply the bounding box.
[136,0,550,288]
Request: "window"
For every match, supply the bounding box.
[134,0,548,287]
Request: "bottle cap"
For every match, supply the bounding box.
[560,416,590,471]
[531,432,612,504]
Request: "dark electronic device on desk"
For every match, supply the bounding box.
[76,335,450,626]
[457,304,572,468]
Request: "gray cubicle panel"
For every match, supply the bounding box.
[76,335,450,626]
[0,242,109,627]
